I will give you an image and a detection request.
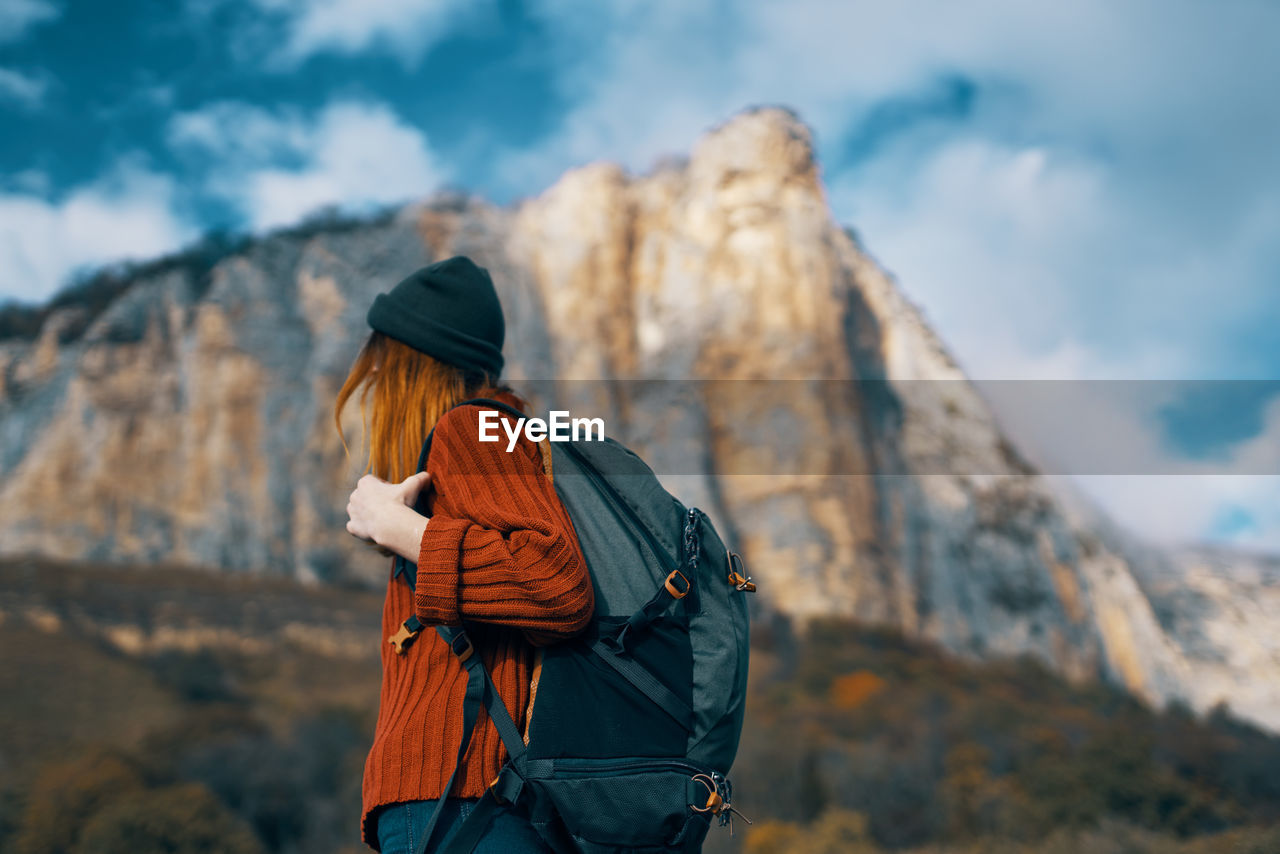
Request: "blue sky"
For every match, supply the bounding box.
[2,0,1278,551]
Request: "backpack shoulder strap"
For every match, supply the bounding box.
[410,397,528,482]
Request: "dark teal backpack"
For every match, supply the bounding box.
[389,398,754,854]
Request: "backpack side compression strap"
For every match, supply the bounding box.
[412,625,528,854]
[412,629,487,854]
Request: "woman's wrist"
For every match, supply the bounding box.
[374,503,429,563]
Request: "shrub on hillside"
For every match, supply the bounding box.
[71,783,264,854]
[11,751,147,854]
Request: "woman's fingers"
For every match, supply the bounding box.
[346,514,370,540]
[397,471,435,508]
[346,477,390,540]
[345,472,433,543]
[343,472,440,549]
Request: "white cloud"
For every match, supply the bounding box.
[830,134,1167,381]
[0,67,49,107]
[834,127,1280,383]
[0,0,58,43]
[978,376,1280,549]
[1055,473,1280,554]
[169,99,444,231]
[0,159,195,304]
[169,100,311,162]
[1071,472,1280,554]
[242,0,488,68]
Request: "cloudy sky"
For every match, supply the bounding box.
[2,0,1278,551]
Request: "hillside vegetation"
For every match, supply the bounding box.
[1,558,1278,853]
[733,617,1280,854]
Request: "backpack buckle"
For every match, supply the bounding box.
[388,620,421,655]
[664,569,690,600]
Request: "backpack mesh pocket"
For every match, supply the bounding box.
[524,758,712,853]
[527,615,694,759]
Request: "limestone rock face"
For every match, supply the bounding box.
[1137,547,1280,730]
[0,108,1274,731]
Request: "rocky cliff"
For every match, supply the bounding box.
[0,108,1274,731]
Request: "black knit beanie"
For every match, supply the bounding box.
[366,256,505,377]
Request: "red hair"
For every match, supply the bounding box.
[333,331,526,482]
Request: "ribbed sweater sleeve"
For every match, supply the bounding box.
[412,403,594,645]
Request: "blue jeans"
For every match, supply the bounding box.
[375,797,553,854]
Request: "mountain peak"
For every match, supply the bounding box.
[693,105,818,181]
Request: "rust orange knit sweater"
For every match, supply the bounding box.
[360,390,595,848]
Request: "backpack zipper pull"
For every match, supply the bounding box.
[724,803,753,835]
[692,771,752,835]
[726,550,757,592]
[683,508,701,574]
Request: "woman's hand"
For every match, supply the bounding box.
[345,471,434,561]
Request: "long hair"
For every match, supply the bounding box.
[333,330,525,483]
